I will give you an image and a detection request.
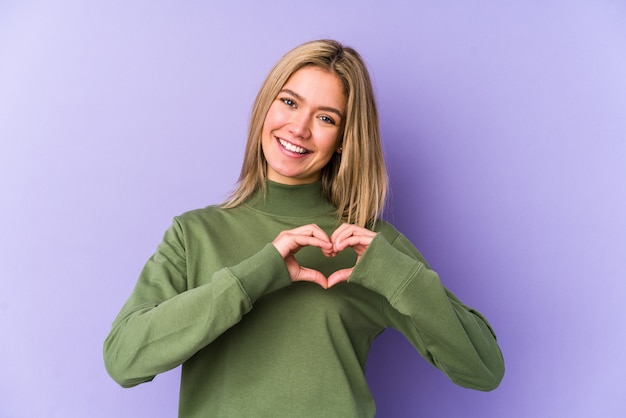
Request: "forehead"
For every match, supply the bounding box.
[282,66,346,109]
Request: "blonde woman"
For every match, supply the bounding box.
[104,39,504,417]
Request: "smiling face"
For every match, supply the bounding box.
[261,66,346,185]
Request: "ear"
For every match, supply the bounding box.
[336,145,343,154]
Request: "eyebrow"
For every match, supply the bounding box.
[279,89,344,120]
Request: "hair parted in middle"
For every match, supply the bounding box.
[223,39,388,228]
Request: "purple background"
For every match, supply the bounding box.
[1,1,625,417]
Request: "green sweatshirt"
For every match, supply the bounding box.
[104,180,504,417]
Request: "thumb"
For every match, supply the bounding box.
[294,267,329,289]
[327,268,353,288]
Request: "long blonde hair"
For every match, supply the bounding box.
[223,39,387,227]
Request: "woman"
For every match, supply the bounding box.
[104,39,504,417]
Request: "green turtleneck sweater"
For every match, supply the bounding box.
[104,181,504,417]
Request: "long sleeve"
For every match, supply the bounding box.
[348,225,505,391]
[103,218,291,388]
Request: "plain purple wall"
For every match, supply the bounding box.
[1,1,625,417]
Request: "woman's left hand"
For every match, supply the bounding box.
[327,223,377,287]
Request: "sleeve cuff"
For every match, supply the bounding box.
[226,243,292,302]
[349,234,429,301]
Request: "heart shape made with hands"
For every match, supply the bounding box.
[272,223,377,289]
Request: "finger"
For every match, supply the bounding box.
[273,225,332,257]
[331,224,376,249]
[289,235,333,253]
[331,222,372,238]
[333,233,376,254]
[273,233,332,258]
[329,223,353,243]
[333,235,375,254]
[327,268,353,287]
[295,227,334,255]
[290,224,331,242]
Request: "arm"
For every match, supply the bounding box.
[103,218,291,388]
[348,225,505,391]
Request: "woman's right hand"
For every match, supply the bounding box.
[272,224,333,288]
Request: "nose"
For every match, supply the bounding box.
[288,111,312,139]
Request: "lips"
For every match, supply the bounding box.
[277,137,310,154]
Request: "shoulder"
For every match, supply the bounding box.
[169,204,250,238]
[163,204,250,245]
[176,205,221,220]
[174,204,242,227]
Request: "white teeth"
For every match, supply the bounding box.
[278,138,307,154]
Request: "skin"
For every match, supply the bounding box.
[272,223,377,288]
[261,66,345,185]
[264,66,378,288]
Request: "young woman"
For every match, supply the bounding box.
[104,39,504,417]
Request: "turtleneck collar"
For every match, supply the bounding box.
[245,180,337,217]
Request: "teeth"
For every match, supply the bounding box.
[278,138,308,154]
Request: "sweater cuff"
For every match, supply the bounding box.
[227,243,292,302]
[349,234,425,301]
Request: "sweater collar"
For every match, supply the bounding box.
[245,180,336,217]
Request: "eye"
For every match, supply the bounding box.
[280,97,296,107]
[319,115,336,125]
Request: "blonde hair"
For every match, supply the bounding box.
[223,39,387,228]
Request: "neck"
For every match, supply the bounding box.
[245,180,336,217]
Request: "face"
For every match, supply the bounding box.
[261,66,346,185]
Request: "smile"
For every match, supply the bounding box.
[278,138,310,154]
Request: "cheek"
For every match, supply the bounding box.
[264,104,289,130]
[261,109,279,146]
[321,130,341,151]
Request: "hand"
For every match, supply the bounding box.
[272,224,334,288]
[327,223,377,287]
